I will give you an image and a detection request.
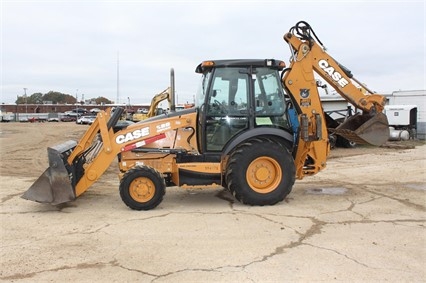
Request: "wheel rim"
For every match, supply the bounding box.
[246,156,282,194]
[129,177,155,203]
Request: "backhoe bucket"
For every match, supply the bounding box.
[331,112,389,146]
[22,140,77,205]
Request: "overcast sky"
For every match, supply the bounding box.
[1,1,425,105]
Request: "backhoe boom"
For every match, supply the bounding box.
[282,21,389,179]
[284,32,386,113]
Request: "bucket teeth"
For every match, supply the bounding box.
[22,140,77,205]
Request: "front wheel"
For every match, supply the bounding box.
[225,138,295,205]
[119,166,166,210]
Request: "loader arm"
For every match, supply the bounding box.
[282,21,389,179]
[22,107,194,205]
[72,110,191,197]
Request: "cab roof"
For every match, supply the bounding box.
[195,59,285,73]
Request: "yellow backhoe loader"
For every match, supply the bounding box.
[132,87,171,122]
[23,21,389,210]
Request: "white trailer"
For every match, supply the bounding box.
[384,105,417,139]
[0,110,14,122]
[384,105,418,127]
[386,90,425,139]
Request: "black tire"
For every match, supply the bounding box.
[335,118,356,148]
[329,133,337,149]
[336,136,356,148]
[225,138,295,205]
[119,166,166,210]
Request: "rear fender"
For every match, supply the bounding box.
[222,128,294,157]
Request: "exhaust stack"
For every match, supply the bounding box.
[169,68,175,112]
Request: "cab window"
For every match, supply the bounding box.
[206,68,248,116]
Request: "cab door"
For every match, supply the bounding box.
[202,67,250,152]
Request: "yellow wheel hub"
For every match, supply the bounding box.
[129,177,155,203]
[246,156,282,194]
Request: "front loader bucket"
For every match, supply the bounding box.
[22,140,77,205]
[331,112,389,146]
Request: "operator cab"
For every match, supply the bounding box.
[195,59,293,153]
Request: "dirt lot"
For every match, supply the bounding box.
[1,122,425,282]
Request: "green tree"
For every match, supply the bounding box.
[43,91,69,104]
[31,93,43,104]
[16,93,42,104]
[62,94,77,104]
[16,96,26,104]
[12,91,117,105]
[94,96,114,105]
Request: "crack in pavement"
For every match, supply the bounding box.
[359,186,426,211]
[143,217,327,282]
[304,242,418,273]
[304,242,372,268]
[317,198,365,218]
[251,214,302,234]
[2,214,424,281]
[109,259,158,278]
[1,213,173,248]
[208,217,425,276]
[0,261,117,281]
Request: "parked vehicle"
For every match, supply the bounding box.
[64,108,88,117]
[89,108,101,114]
[48,113,59,122]
[76,115,96,125]
[61,115,77,122]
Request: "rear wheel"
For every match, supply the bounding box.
[225,138,295,205]
[119,166,166,210]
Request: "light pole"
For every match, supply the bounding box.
[23,88,27,113]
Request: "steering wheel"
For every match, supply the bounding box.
[213,99,227,114]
